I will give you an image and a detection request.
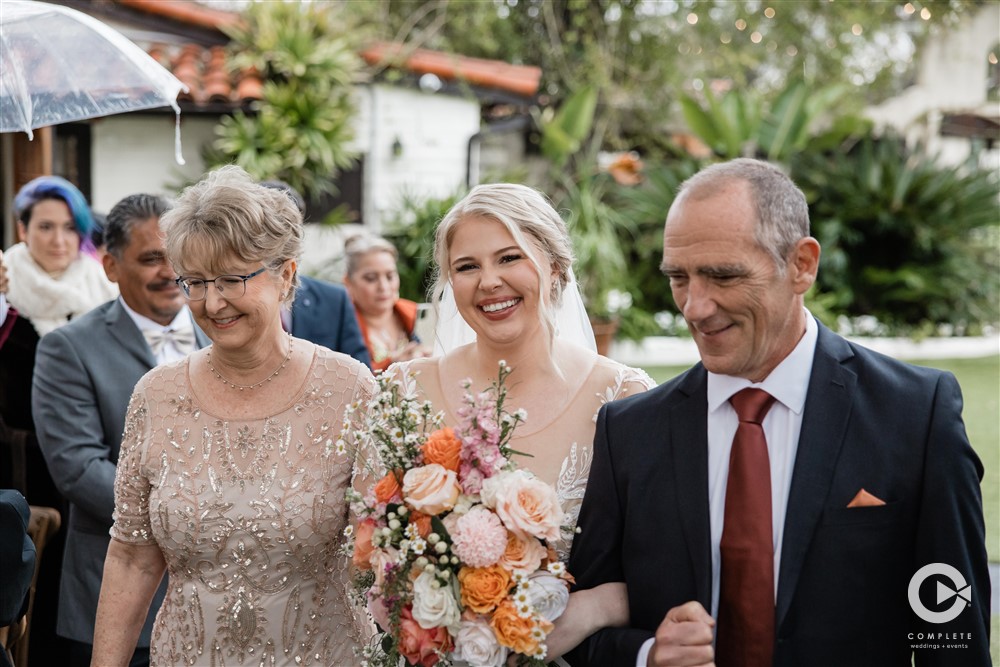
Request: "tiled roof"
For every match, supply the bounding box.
[146,43,262,109]
[113,2,541,109]
[360,42,542,98]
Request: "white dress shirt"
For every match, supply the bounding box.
[636,313,818,667]
[120,297,195,365]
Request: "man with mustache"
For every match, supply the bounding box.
[32,194,209,667]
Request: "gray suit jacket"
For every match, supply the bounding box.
[31,299,209,645]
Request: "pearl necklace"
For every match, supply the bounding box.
[208,333,293,391]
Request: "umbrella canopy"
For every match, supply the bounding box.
[0,0,188,161]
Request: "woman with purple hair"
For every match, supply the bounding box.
[1,175,117,337]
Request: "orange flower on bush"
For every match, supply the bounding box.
[352,519,377,569]
[374,471,402,504]
[422,427,462,472]
[490,599,553,655]
[458,564,511,614]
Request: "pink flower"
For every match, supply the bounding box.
[451,507,508,568]
[399,606,452,667]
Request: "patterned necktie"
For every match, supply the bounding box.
[717,388,777,667]
[143,327,196,356]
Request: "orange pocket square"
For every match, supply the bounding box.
[847,488,886,508]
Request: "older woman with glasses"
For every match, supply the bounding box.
[92,166,377,666]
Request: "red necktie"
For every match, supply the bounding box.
[717,388,777,667]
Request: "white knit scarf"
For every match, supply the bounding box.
[4,242,118,337]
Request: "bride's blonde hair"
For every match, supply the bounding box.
[430,183,575,342]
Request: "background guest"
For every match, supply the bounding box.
[0,489,34,667]
[0,176,117,662]
[259,180,371,367]
[344,233,429,372]
[33,193,207,667]
[92,166,376,666]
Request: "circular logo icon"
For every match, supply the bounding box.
[908,563,971,624]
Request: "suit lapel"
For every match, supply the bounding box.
[104,300,156,368]
[670,365,713,609]
[776,326,857,626]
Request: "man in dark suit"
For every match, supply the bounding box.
[289,273,370,366]
[260,179,371,367]
[568,158,989,666]
[32,194,210,667]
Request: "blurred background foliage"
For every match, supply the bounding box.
[216,0,997,341]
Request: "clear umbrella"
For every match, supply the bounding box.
[0,0,189,163]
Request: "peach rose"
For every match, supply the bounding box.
[399,606,452,667]
[403,464,460,515]
[458,564,511,614]
[498,531,546,575]
[482,470,564,542]
[422,427,462,472]
[489,599,553,655]
[352,519,377,569]
[374,471,402,504]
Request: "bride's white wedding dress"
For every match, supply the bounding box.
[388,352,654,561]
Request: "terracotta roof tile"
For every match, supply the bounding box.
[361,42,541,98]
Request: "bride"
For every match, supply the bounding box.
[386,183,654,662]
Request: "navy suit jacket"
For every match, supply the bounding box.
[0,489,33,627]
[292,275,371,368]
[568,323,989,666]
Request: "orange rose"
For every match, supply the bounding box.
[458,564,511,614]
[489,599,553,655]
[498,531,545,575]
[422,427,462,472]
[408,510,433,539]
[374,471,402,504]
[352,519,377,569]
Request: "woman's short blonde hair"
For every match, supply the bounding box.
[430,183,574,340]
[343,233,399,279]
[162,166,303,304]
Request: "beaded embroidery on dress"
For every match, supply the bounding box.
[111,347,377,666]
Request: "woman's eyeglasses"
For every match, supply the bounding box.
[175,267,267,300]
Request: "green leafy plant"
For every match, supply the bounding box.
[792,133,1000,333]
[381,190,464,303]
[679,79,871,161]
[206,2,363,201]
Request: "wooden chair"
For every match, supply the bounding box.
[8,506,60,667]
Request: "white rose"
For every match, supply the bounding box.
[411,570,461,633]
[526,571,570,622]
[453,615,508,667]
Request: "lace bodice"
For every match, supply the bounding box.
[390,354,654,560]
[111,347,376,666]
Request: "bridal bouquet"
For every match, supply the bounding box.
[337,362,573,667]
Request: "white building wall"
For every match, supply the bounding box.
[866,4,1000,167]
[89,114,217,212]
[361,84,481,232]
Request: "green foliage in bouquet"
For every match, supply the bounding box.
[792,133,1000,333]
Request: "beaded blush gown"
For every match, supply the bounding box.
[389,351,654,561]
[110,346,376,666]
